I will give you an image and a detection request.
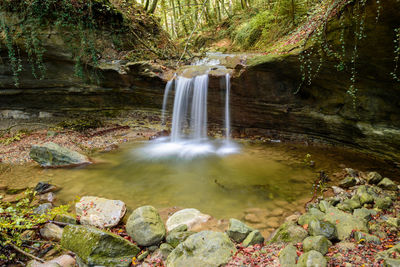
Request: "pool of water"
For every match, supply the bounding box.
[2,140,398,220]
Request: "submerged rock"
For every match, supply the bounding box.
[226,218,253,243]
[297,250,327,267]
[126,205,166,246]
[61,225,139,266]
[166,231,236,267]
[166,208,211,231]
[75,196,126,228]
[30,142,91,167]
[279,244,298,267]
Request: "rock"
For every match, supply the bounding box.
[159,243,174,258]
[336,198,361,212]
[269,222,308,244]
[48,255,76,267]
[279,244,298,267]
[166,208,211,231]
[76,196,126,228]
[374,197,393,210]
[386,217,400,227]
[166,231,236,267]
[54,214,77,224]
[39,192,56,203]
[34,203,52,214]
[378,178,398,191]
[345,168,358,177]
[21,230,36,240]
[297,250,327,267]
[303,235,332,255]
[166,231,195,248]
[226,218,253,243]
[323,207,368,240]
[40,223,63,241]
[34,182,59,194]
[359,192,374,205]
[353,208,377,221]
[308,219,337,240]
[354,231,381,244]
[126,205,166,246]
[61,225,140,266]
[318,200,332,212]
[137,251,149,262]
[376,243,400,259]
[26,260,60,267]
[384,258,400,267]
[366,172,383,184]
[339,176,357,188]
[30,142,91,167]
[242,230,264,247]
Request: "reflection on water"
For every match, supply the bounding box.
[2,141,398,219]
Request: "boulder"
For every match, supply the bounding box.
[166,231,236,267]
[386,217,400,227]
[366,172,383,184]
[30,142,90,167]
[297,250,327,267]
[126,205,166,246]
[378,178,398,191]
[359,192,374,205]
[166,208,211,231]
[269,221,308,244]
[308,219,337,240]
[336,198,361,212]
[242,230,264,247]
[166,231,195,248]
[303,235,332,255]
[323,207,367,240]
[353,208,377,221]
[339,177,357,188]
[279,244,298,267]
[226,218,253,243]
[354,231,381,244]
[61,225,140,266]
[40,223,63,241]
[75,196,126,228]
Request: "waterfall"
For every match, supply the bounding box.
[225,73,231,140]
[161,77,174,125]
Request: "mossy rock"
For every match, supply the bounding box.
[268,222,308,244]
[61,225,140,266]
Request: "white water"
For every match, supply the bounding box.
[138,56,239,160]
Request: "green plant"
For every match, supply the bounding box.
[58,117,104,132]
[391,27,400,82]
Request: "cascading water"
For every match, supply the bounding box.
[138,54,239,160]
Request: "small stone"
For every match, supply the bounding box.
[20,230,36,240]
[279,244,297,267]
[297,250,327,267]
[34,203,52,214]
[386,217,400,227]
[345,168,358,177]
[318,200,331,212]
[354,231,381,244]
[268,222,308,244]
[26,260,59,267]
[242,230,264,247]
[226,218,253,243]
[137,251,149,261]
[308,219,337,240]
[378,178,398,191]
[35,182,59,194]
[353,208,376,221]
[148,245,158,252]
[48,255,76,267]
[160,243,174,256]
[303,235,332,255]
[166,208,211,231]
[359,192,374,205]
[40,223,63,241]
[374,197,393,210]
[39,192,56,203]
[166,231,195,248]
[366,172,383,184]
[339,176,357,188]
[54,214,77,225]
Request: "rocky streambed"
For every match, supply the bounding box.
[1,164,399,266]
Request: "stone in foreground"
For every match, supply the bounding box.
[126,205,166,246]
[61,225,139,266]
[226,218,253,243]
[297,250,327,267]
[269,221,308,244]
[323,207,367,240]
[242,230,264,247]
[378,178,398,191]
[279,244,298,267]
[166,231,236,267]
[40,223,63,241]
[166,208,211,231]
[303,235,332,255]
[30,142,91,167]
[366,172,383,184]
[76,196,126,228]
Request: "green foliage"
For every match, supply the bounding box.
[0,131,27,146]
[58,117,104,132]
[391,27,400,82]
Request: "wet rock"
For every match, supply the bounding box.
[126,205,166,246]
[76,196,126,228]
[40,223,63,241]
[323,206,368,240]
[54,214,77,225]
[34,203,52,214]
[242,230,264,247]
[166,230,195,248]
[279,244,298,267]
[30,142,91,167]
[354,231,381,244]
[353,208,377,221]
[226,218,253,243]
[166,208,211,231]
[366,172,383,184]
[166,231,236,267]
[61,225,139,266]
[378,178,398,191]
[303,235,332,255]
[308,219,337,240]
[269,221,308,244]
[297,250,327,267]
[339,176,357,188]
[374,197,393,210]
